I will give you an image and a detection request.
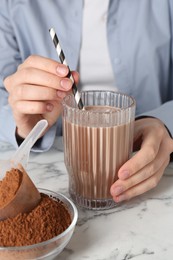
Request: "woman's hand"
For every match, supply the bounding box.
[110,117,173,202]
[4,55,79,138]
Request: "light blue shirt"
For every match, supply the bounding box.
[0,0,173,151]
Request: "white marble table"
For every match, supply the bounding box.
[0,137,173,260]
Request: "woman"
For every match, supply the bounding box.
[0,0,173,202]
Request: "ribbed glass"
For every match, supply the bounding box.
[62,91,136,210]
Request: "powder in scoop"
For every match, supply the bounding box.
[0,168,22,208]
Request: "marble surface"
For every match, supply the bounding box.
[0,137,173,260]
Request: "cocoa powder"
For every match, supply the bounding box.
[0,168,22,208]
[0,193,71,247]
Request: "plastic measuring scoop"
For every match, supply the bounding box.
[10,119,48,170]
[0,119,48,220]
[0,119,48,177]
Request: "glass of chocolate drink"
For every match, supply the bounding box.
[62,91,136,210]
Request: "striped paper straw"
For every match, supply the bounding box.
[49,28,84,110]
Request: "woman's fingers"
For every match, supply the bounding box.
[112,157,169,202]
[5,68,72,92]
[9,84,62,102]
[110,118,173,202]
[3,55,80,139]
[110,140,170,198]
[18,55,68,75]
[118,118,168,180]
[118,125,162,180]
[5,56,79,100]
[12,100,54,114]
[17,55,80,85]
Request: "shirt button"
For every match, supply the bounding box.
[114,58,121,65]
[113,18,117,25]
[74,10,78,17]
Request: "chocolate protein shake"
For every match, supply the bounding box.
[62,91,136,210]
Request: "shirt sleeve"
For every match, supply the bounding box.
[0,1,57,152]
[137,0,173,137]
[136,101,173,137]
[0,1,21,147]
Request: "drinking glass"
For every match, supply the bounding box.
[62,91,136,210]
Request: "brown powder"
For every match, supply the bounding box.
[0,193,71,247]
[0,169,22,208]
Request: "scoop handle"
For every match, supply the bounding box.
[11,120,48,168]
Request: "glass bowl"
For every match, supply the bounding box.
[0,188,78,260]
